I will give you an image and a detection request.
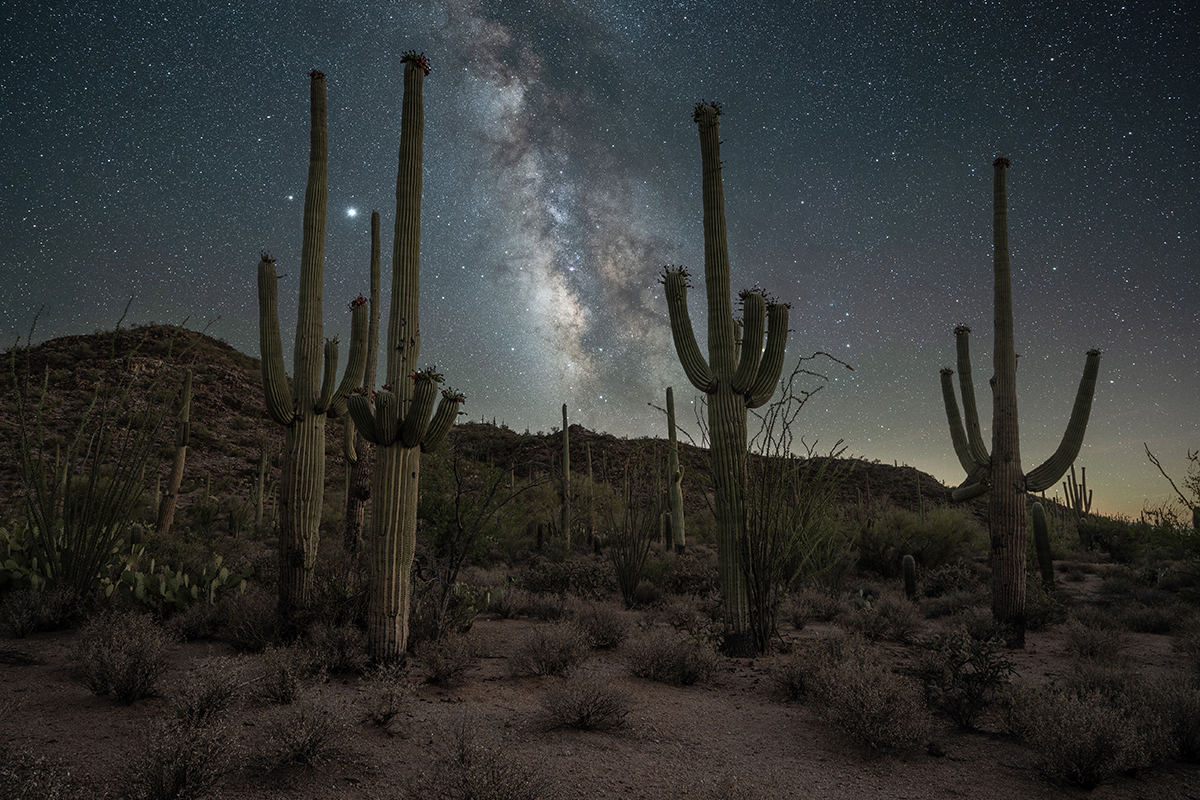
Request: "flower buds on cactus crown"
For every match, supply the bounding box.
[309,69,325,80]
[993,156,1010,168]
[349,295,368,310]
[410,366,445,383]
[693,100,723,121]
[442,387,466,404]
[401,50,431,76]
[954,324,971,335]
[260,250,276,263]
[659,264,692,287]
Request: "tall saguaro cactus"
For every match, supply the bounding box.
[939,157,1101,647]
[343,210,383,554]
[156,369,193,535]
[257,70,369,627]
[346,52,463,662]
[662,101,790,656]
[561,403,571,543]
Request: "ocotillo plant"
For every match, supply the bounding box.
[346,52,463,662]
[666,387,686,554]
[257,69,369,627]
[662,101,790,656]
[156,369,192,535]
[939,157,1102,647]
[343,210,383,554]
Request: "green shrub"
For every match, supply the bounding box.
[72,611,175,704]
[541,672,631,732]
[626,628,720,686]
[856,506,984,577]
[512,622,591,677]
[916,629,1014,730]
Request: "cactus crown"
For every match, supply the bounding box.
[954,324,971,335]
[410,366,444,384]
[993,156,1011,168]
[309,69,325,80]
[259,250,276,264]
[940,367,954,375]
[401,50,431,76]
[693,100,723,121]
[349,295,368,310]
[659,264,692,286]
[441,387,466,404]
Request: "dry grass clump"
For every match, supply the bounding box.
[256,645,317,705]
[511,621,591,677]
[71,610,175,704]
[838,594,922,642]
[541,671,631,731]
[406,718,559,800]
[361,662,415,733]
[626,628,720,686]
[415,634,481,687]
[1061,617,1127,662]
[304,621,369,674]
[914,629,1014,730]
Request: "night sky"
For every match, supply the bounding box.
[4,1,1197,518]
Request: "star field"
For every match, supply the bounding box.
[3,1,1197,517]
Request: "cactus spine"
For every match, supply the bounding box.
[156,369,192,535]
[938,157,1101,646]
[343,210,383,554]
[666,387,686,554]
[345,53,462,662]
[256,70,370,626]
[662,102,790,656]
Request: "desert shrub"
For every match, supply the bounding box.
[626,628,720,686]
[0,587,78,637]
[630,579,664,608]
[128,719,240,800]
[512,622,591,677]
[362,662,415,732]
[1151,675,1200,762]
[569,600,629,649]
[916,629,1014,730]
[259,702,348,771]
[921,588,987,620]
[305,621,368,674]
[488,585,531,619]
[164,601,223,641]
[520,558,616,599]
[838,595,921,642]
[1062,618,1127,663]
[1175,617,1200,676]
[660,554,720,597]
[257,645,316,705]
[405,718,559,800]
[811,650,932,750]
[1119,602,1183,634]
[772,649,822,701]
[72,610,175,704]
[167,657,244,729]
[659,595,719,637]
[856,506,984,577]
[788,584,843,622]
[523,592,570,622]
[1003,682,1157,788]
[945,606,1009,643]
[1023,572,1064,631]
[920,560,984,598]
[541,671,631,732]
[415,634,480,687]
[216,584,280,653]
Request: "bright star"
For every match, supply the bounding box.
[346,207,358,218]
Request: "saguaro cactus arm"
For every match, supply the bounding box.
[257,253,295,426]
[746,301,790,408]
[731,291,766,393]
[421,388,463,453]
[1024,349,1103,492]
[662,267,715,392]
[318,296,369,418]
[953,325,991,467]
[940,368,979,475]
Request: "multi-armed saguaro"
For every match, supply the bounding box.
[662,101,790,656]
[939,157,1101,646]
[257,70,369,627]
[346,52,463,663]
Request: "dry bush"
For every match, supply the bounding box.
[659,596,719,637]
[838,595,921,643]
[259,701,348,771]
[626,628,720,686]
[256,645,316,705]
[946,606,1009,643]
[304,621,368,674]
[812,654,932,750]
[1062,618,1127,663]
[128,718,241,800]
[72,610,175,704]
[915,629,1014,730]
[216,584,280,653]
[541,671,631,732]
[405,718,559,800]
[0,587,78,637]
[569,600,630,649]
[415,634,481,687]
[0,741,113,800]
[167,656,244,728]
[512,622,591,677]
[362,662,415,732]
[1003,682,1158,788]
